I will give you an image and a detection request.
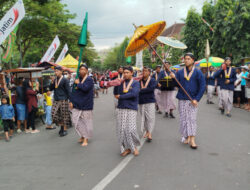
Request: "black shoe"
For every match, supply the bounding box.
[147,138,152,143]
[164,112,169,117]
[226,113,231,117]
[46,126,56,130]
[207,100,210,104]
[59,127,63,136]
[210,101,214,104]
[190,145,198,149]
[158,111,162,114]
[60,130,68,137]
[169,113,175,118]
[221,109,225,115]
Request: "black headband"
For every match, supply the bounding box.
[123,66,133,72]
[184,52,195,60]
[225,57,231,61]
[55,66,63,71]
[79,64,88,70]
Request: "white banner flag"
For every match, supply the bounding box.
[136,51,143,70]
[40,35,60,63]
[55,44,68,63]
[0,0,25,45]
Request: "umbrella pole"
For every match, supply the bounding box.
[144,38,193,101]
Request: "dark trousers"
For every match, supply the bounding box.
[27,107,37,130]
[241,85,247,104]
[3,120,14,132]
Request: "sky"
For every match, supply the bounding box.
[61,0,207,51]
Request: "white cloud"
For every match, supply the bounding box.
[62,0,206,50]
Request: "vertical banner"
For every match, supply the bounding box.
[136,50,143,70]
[40,35,60,63]
[2,26,18,63]
[0,0,25,45]
[55,44,68,63]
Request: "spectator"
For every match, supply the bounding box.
[234,68,242,108]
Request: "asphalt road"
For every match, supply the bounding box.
[0,90,249,190]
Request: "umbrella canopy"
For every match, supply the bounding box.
[199,57,224,67]
[57,54,83,69]
[125,21,166,57]
[171,65,181,69]
[157,36,187,49]
[132,66,141,71]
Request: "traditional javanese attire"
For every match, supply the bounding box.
[216,74,223,108]
[213,67,236,113]
[152,72,161,110]
[113,73,123,109]
[70,75,94,139]
[158,69,176,113]
[139,77,157,133]
[206,71,216,103]
[50,76,71,127]
[175,66,205,139]
[114,79,140,153]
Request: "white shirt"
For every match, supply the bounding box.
[234,73,242,91]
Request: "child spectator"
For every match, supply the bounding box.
[0,95,15,142]
[43,88,55,130]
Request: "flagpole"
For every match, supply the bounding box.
[76,47,84,79]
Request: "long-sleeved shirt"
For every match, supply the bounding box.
[152,72,161,89]
[114,79,140,110]
[0,104,15,120]
[26,89,38,113]
[50,77,70,101]
[175,67,206,102]
[139,77,157,104]
[158,70,176,91]
[70,76,94,110]
[206,71,215,86]
[213,67,237,91]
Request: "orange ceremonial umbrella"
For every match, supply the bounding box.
[125,21,193,101]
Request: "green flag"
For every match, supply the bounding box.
[126,56,132,64]
[78,12,88,47]
[2,26,18,63]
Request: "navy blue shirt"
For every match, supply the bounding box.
[158,70,176,91]
[213,67,236,91]
[50,77,71,101]
[175,67,206,102]
[206,71,215,86]
[70,76,94,110]
[152,72,161,89]
[114,79,140,111]
[139,77,157,104]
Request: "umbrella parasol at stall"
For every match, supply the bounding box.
[125,21,193,101]
[157,36,187,49]
[199,57,224,67]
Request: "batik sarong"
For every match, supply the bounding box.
[139,103,155,133]
[71,108,93,139]
[51,100,71,127]
[158,90,176,113]
[221,89,233,112]
[116,109,140,153]
[178,100,198,138]
[207,85,215,102]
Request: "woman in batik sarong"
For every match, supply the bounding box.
[70,64,94,147]
[139,67,157,142]
[170,53,206,149]
[114,66,140,156]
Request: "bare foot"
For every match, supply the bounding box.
[81,139,88,147]
[121,149,131,157]
[144,132,149,138]
[78,137,84,143]
[133,148,139,156]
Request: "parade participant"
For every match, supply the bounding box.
[113,66,124,109]
[139,67,157,142]
[170,53,206,149]
[158,61,176,118]
[206,66,216,104]
[152,65,161,113]
[50,66,71,137]
[25,79,40,134]
[70,64,94,147]
[213,57,236,117]
[234,68,242,108]
[215,68,223,110]
[0,95,15,142]
[114,66,140,156]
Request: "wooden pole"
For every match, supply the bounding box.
[144,38,193,101]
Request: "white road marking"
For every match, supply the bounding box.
[92,138,146,190]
